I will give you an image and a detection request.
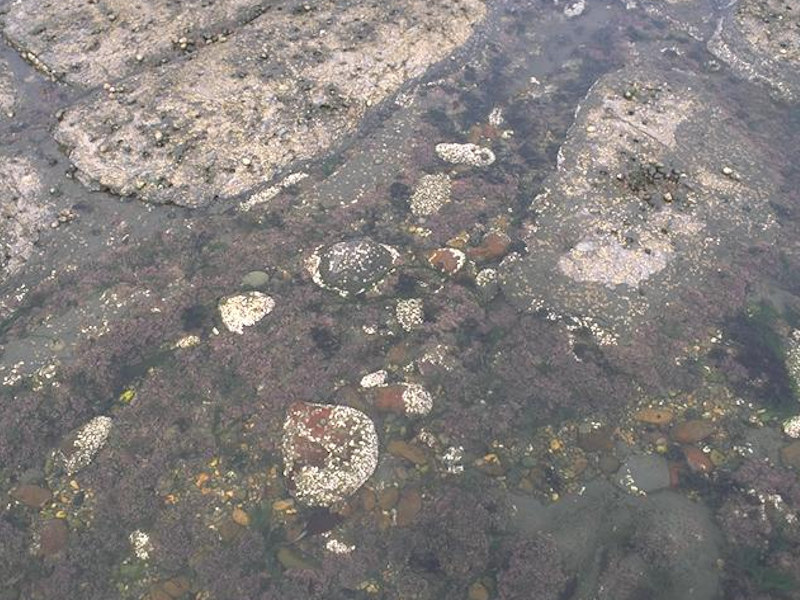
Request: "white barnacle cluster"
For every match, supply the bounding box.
[409,172,452,216]
[783,415,800,439]
[476,268,497,288]
[435,142,495,167]
[129,529,153,561]
[282,403,378,507]
[401,383,433,416]
[60,415,113,475]
[218,291,275,334]
[325,537,355,554]
[396,298,424,332]
[360,370,388,388]
[441,445,465,474]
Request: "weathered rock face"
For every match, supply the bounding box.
[709,0,800,102]
[0,156,49,282]
[2,0,273,87]
[0,58,15,116]
[49,0,487,206]
[500,62,778,343]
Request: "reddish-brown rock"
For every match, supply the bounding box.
[683,446,714,474]
[10,484,52,508]
[671,419,715,444]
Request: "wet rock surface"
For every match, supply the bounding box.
[0,57,15,116]
[709,0,800,101]
[0,0,799,599]
[0,156,49,283]
[500,60,778,343]
[49,0,486,206]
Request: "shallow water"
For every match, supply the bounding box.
[1,1,800,599]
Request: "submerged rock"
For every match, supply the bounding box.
[55,415,112,475]
[0,157,49,283]
[500,62,778,343]
[307,238,400,298]
[708,0,800,101]
[282,402,378,507]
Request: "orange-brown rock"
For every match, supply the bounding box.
[395,488,422,527]
[374,385,406,414]
[468,581,491,600]
[634,408,674,426]
[387,440,428,465]
[683,446,714,474]
[232,507,250,527]
[467,231,511,262]
[40,518,68,556]
[427,247,466,275]
[671,419,715,444]
[10,484,52,508]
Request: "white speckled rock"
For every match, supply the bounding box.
[218,291,274,334]
[282,402,378,507]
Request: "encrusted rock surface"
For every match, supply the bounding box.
[282,401,378,507]
[2,0,273,87]
[0,156,49,283]
[0,58,15,116]
[500,61,778,343]
[307,237,400,297]
[50,0,487,206]
[709,0,800,101]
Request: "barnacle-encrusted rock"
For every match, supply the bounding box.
[374,383,434,416]
[48,1,487,206]
[282,402,378,507]
[500,61,778,343]
[396,298,425,332]
[307,238,400,298]
[218,291,275,334]
[708,0,800,101]
[409,173,452,216]
[0,156,49,283]
[435,142,496,167]
[0,59,15,116]
[56,415,112,475]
